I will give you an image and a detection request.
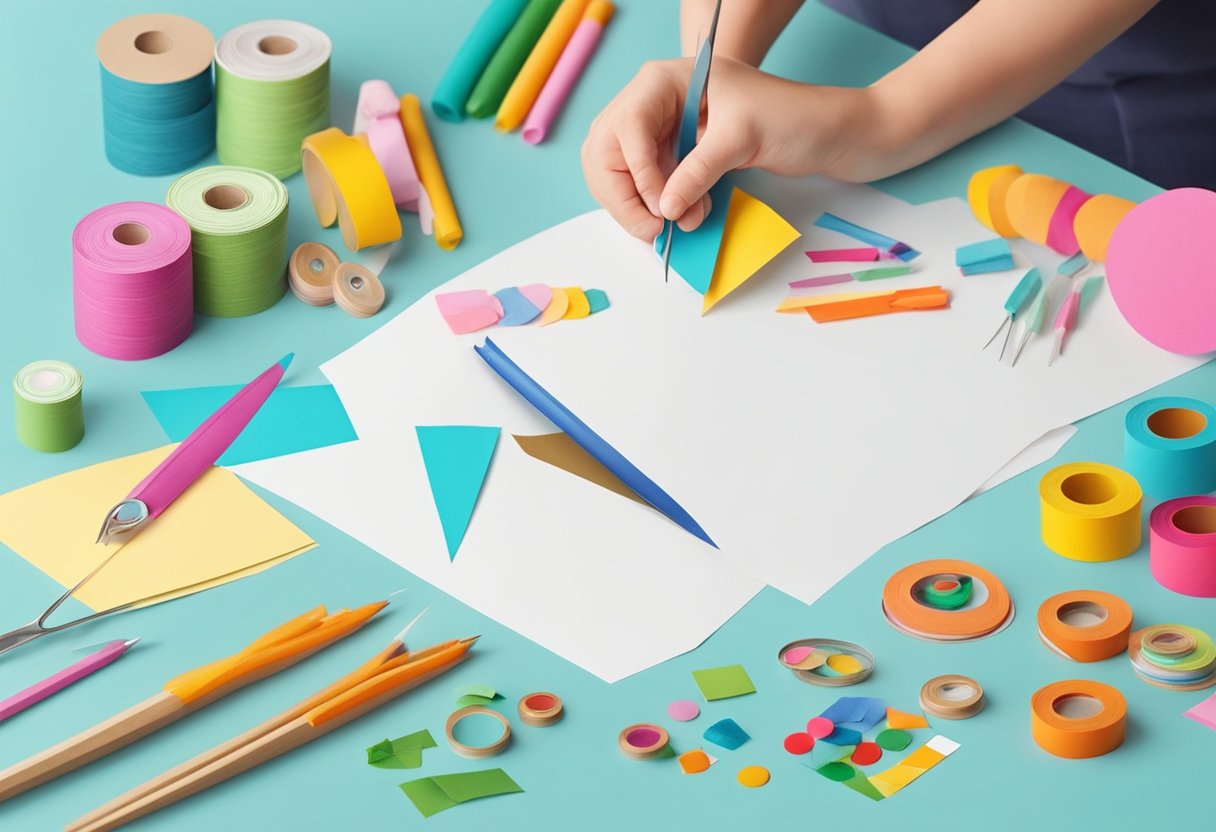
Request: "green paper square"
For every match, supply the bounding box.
[400,778,457,818]
[691,664,756,701]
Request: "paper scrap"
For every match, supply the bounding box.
[692,665,755,701]
[814,212,920,261]
[399,768,523,818]
[787,273,853,290]
[703,718,750,750]
[141,384,358,466]
[850,742,882,766]
[367,729,437,769]
[702,187,801,313]
[654,178,734,295]
[837,765,887,800]
[1184,692,1216,731]
[436,290,504,334]
[678,749,714,774]
[456,684,501,700]
[0,446,314,611]
[561,287,590,319]
[784,732,815,754]
[885,708,929,730]
[824,726,862,747]
[737,765,770,787]
[868,735,959,798]
[955,238,1011,266]
[667,699,700,722]
[514,432,644,505]
[853,266,913,281]
[805,247,880,263]
[875,729,913,751]
[518,283,553,312]
[536,283,570,325]
[493,287,543,326]
[584,288,610,314]
[416,426,500,559]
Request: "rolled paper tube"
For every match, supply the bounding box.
[332,262,386,318]
[1151,497,1216,597]
[166,165,289,317]
[432,0,530,121]
[1006,173,1072,245]
[466,0,563,118]
[13,361,84,453]
[1045,185,1092,255]
[919,674,984,720]
[776,638,875,687]
[1073,193,1135,262]
[96,15,215,175]
[967,164,1023,237]
[1123,397,1216,499]
[496,0,589,132]
[72,201,194,359]
[517,691,564,726]
[1039,462,1142,562]
[1037,590,1133,662]
[445,705,512,758]
[287,242,339,306]
[352,81,421,207]
[618,723,670,759]
[301,128,402,252]
[1030,680,1126,758]
[214,20,331,178]
[882,558,1012,641]
[399,94,463,250]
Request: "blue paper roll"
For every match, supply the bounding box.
[1124,396,1216,499]
[431,0,530,122]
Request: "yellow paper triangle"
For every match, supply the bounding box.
[702,187,801,313]
[885,708,930,730]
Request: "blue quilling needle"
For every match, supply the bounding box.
[982,267,1042,354]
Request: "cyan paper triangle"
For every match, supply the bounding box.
[416,426,500,560]
[654,178,734,295]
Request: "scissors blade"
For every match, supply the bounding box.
[0,622,45,656]
[661,221,674,282]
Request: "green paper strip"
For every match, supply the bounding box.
[841,767,886,801]
[457,684,500,700]
[465,0,562,118]
[852,265,914,281]
[368,729,437,769]
[12,360,84,453]
[400,769,523,818]
[455,694,497,708]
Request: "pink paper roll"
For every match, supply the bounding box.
[521,10,610,145]
[1045,185,1091,255]
[354,80,423,209]
[1150,496,1216,597]
[72,202,193,360]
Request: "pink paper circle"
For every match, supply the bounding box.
[806,716,834,739]
[781,646,814,666]
[1106,187,1216,355]
[667,699,700,722]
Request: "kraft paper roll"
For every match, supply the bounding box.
[495,0,590,132]
[1073,193,1135,262]
[333,262,386,318]
[1006,174,1072,246]
[400,95,463,250]
[166,165,289,317]
[466,0,563,118]
[523,0,615,144]
[1039,462,1142,562]
[966,164,1023,237]
[445,705,511,758]
[13,361,84,453]
[1123,397,1216,499]
[432,0,530,121]
[882,558,1013,641]
[919,674,984,720]
[72,201,194,359]
[97,15,215,175]
[1037,590,1133,662]
[1128,625,1216,690]
[301,128,402,252]
[518,691,564,727]
[1151,497,1216,597]
[1030,680,1126,758]
[215,20,331,178]
[287,242,339,306]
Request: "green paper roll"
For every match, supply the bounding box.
[433,0,530,122]
[167,166,289,317]
[14,361,84,453]
[465,0,562,118]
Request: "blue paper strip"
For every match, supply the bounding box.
[1057,251,1090,277]
[960,255,1015,275]
[814,213,921,261]
[955,238,1011,267]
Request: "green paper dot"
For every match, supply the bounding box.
[875,729,913,751]
[819,761,854,782]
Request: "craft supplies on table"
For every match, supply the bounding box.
[0,639,138,723]
[1123,396,1216,498]
[956,238,1014,275]
[12,361,85,453]
[813,211,920,261]
[496,0,589,132]
[1009,273,1065,366]
[214,20,331,178]
[1047,288,1080,366]
[968,163,1023,237]
[333,263,386,318]
[1128,625,1216,690]
[1039,462,1142,562]
[436,285,609,332]
[399,768,523,818]
[1006,174,1090,255]
[96,15,215,175]
[1030,680,1126,758]
[919,675,984,720]
[399,94,463,250]
[1037,590,1133,662]
[522,1,615,143]
[446,705,512,758]
[166,166,289,317]
[1150,497,1216,597]
[1072,194,1135,262]
[517,692,563,726]
[776,639,875,686]
[72,202,193,359]
[803,286,950,322]
[882,559,1013,641]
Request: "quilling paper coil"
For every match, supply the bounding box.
[215,20,331,178]
[13,361,84,453]
[882,558,1013,641]
[967,164,1023,237]
[301,128,402,252]
[1151,496,1216,597]
[445,705,511,758]
[919,674,984,720]
[1039,462,1142,562]
[618,723,670,759]
[1037,590,1132,662]
[1128,624,1216,690]
[333,263,385,318]
[287,242,339,306]
[1030,680,1126,758]
[1073,193,1135,262]
[97,14,215,175]
[72,201,193,359]
[776,638,874,687]
[517,692,564,727]
[1123,397,1216,499]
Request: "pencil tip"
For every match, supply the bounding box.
[124,637,141,648]
[461,634,481,645]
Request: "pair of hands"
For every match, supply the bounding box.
[581,56,875,241]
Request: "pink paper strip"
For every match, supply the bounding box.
[1045,186,1091,255]
[354,80,423,208]
[522,18,608,145]
[804,248,879,263]
[789,273,853,289]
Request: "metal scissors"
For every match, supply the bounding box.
[0,354,292,657]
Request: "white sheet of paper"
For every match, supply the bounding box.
[969,425,1077,499]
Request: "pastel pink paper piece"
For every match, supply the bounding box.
[518,283,554,313]
[667,699,700,722]
[789,273,853,290]
[805,247,879,263]
[1045,185,1090,255]
[806,717,835,739]
[781,646,814,665]
[435,290,504,334]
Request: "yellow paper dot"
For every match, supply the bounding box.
[826,653,864,675]
[737,765,770,788]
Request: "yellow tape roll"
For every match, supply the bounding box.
[967,164,1023,237]
[301,127,401,252]
[1040,462,1142,562]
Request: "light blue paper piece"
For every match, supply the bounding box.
[141,383,358,466]
[493,287,543,326]
[955,238,1012,267]
[814,212,921,261]
[416,426,501,560]
[1057,251,1090,276]
[584,289,610,314]
[703,718,750,751]
[653,179,734,295]
[960,255,1015,275]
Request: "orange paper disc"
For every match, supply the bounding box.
[1006,173,1072,245]
[882,559,1013,641]
[1030,680,1126,759]
[1037,590,1133,662]
[967,164,1024,237]
[1073,194,1136,262]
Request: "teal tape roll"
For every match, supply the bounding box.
[432,0,530,122]
[13,361,85,453]
[1124,396,1216,499]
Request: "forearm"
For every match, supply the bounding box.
[680,0,805,64]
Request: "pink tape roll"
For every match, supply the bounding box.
[1045,185,1091,255]
[353,80,422,208]
[72,202,193,360]
[1150,496,1216,597]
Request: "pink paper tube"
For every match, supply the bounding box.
[353,80,422,208]
[788,273,853,289]
[522,1,615,145]
[73,202,193,360]
[804,248,879,263]
[1045,186,1091,255]
[1150,496,1216,597]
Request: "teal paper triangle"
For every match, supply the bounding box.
[654,179,733,295]
[416,426,500,560]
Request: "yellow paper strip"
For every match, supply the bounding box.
[867,735,957,798]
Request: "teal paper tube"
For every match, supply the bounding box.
[1124,396,1216,499]
[432,0,530,122]
[465,0,562,119]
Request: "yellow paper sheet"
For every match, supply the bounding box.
[703,187,801,314]
[0,446,315,610]
[776,290,884,313]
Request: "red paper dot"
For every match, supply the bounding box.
[783,732,814,754]
[851,742,882,766]
[806,717,835,739]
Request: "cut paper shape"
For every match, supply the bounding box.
[1057,251,1089,277]
[806,740,853,770]
[702,187,801,313]
[819,762,854,782]
[518,283,553,312]
[788,273,853,291]
[416,426,500,559]
[584,288,610,314]
[678,749,714,774]
[824,726,862,746]
[820,697,887,733]
[737,765,769,787]
[536,281,570,325]
[692,665,755,701]
[0,445,315,611]
[456,684,501,700]
[654,178,734,295]
[875,729,913,751]
[561,287,591,319]
[805,247,880,263]
[814,212,920,261]
[367,729,438,769]
[141,384,358,466]
[826,654,865,675]
[868,735,960,799]
[956,238,1012,266]
[1184,692,1216,731]
[886,708,930,730]
[851,742,882,766]
[703,718,750,750]
[838,766,887,801]
[436,290,504,334]
[852,266,914,281]
[784,732,814,755]
[806,286,950,323]
[514,433,644,505]
[807,717,835,739]
[455,695,497,708]
[667,699,700,722]
[399,768,523,818]
[493,287,543,325]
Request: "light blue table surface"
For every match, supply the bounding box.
[1,2,1213,830]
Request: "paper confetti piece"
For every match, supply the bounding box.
[399,768,523,818]
[584,288,610,314]
[805,247,880,263]
[814,212,920,261]
[823,726,862,747]
[853,266,914,281]
[1184,691,1216,731]
[537,287,569,325]
[787,273,853,291]
[416,426,500,560]
[806,717,834,739]
[456,684,501,701]
[678,749,714,774]
[561,287,591,319]
[819,761,854,782]
[875,729,913,751]
[692,665,755,701]
[493,287,543,325]
[703,718,750,751]
[667,699,700,722]
[886,708,930,730]
[367,729,437,769]
[826,654,864,675]
[851,742,882,766]
[780,645,827,670]
[435,290,503,334]
[737,765,770,787]
[518,283,553,312]
[784,732,814,755]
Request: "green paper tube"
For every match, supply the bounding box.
[433,0,530,122]
[465,0,562,118]
[167,166,289,317]
[14,361,85,453]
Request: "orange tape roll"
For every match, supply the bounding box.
[1030,680,1126,758]
[1073,194,1136,262]
[1039,462,1142,562]
[882,558,1013,641]
[967,164,1023,237]
[1037,590,1133,662]
[1005,173,1072,245]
